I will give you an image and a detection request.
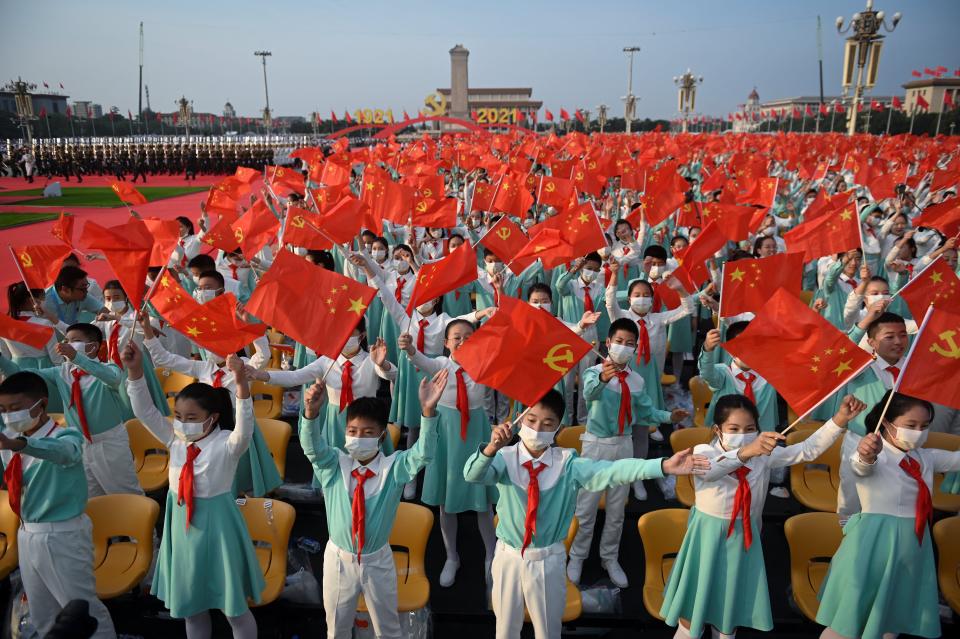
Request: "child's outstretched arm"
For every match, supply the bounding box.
[395,369,447,481]
[463,420,512,485]
[225,354,254,456]
[769,395,866,468]
[122,342,176,448]
[572,448,709,492]
[399,332,444,375]
[297,380,339,474]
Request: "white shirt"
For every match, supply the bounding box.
[407,352,485,410]
[727,362,769,395]
[1,419,60,474]
[605,284,696,367]
[342,452,396,500]
[266,349,394,405]
[502,442,567,492]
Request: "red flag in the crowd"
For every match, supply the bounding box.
[892,96,903,109]
[734,177,778,208]
[110,182,147,206]
[50,211,74,247]
[11,245,73,289]
[0,314,54,350]
[897,307,960,410]
[280,206,330,250]
[783,204,861,262]
[455,295,593,405]
[140,218,182,265]
[674,220,727,284]
[532,201,607,258]
[406,243,478,314]
[631,187,685,227]
[412,197,458,229]
[545,109,555,122]
[916,93,930,110]
[724,288,873,417]
[511,228,575,270]
[537,175,574,209]
[491,172,534,218]
[79,217,155,309]
[245,250,375,358]
[912,199,960,238]
[930,169,960,193]
[360,166,415,227]
[204,187,238,218]
[170,293,266,359]
[897,257,960,318]
[149,273,202,326]
[318,196,369,243]
[234,166,259,184]
[701,203,765,242]
[230,200,280,260]
[266,166,306,195]
[560,108,570,121]
[289,147,324,167]
[719,252,805,318]
[200,214,241,253]
[479,216,530,274]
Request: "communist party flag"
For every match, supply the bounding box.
[234,166,259,184]
[50,211,74,247]
[724,288,873,417]
[480,216,531,274]
[12,244,72,289]
[898,256,960,317]
[280,206,329,250]
[318,196,367,243]
[783,203,861,262]
[491,171,534,218]
[719,252,805,318]
[245,250,375,358]
[149,272,202,325]
[511,228,574,270]
[231,200,280,260]
[0,314,54,350]
[700,203,764,242]
[80,217,155,309]
[412,197,458,229]
[170,293,266,358]
[537,175,574,209]
[912,200,960,239]
[406,243,478,314]
[266,165,306,195]
[674,220,727,284]
[897,306,960,410]
[454,295,593,406]
[141,218,182,265]
[110,182,147,206]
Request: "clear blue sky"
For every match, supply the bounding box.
[2,0,957,120]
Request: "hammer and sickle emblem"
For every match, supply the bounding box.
[416,200,428,213]
[575,172,584,180]
[422,187,433,198]
[930,329,960,359]
[234,228,244,242]
[545,182,556,193]
[19,252,33,268]
[543,344,575,373]
[291,215,306,229]
[588,161,597,170]
[423,92,448,117]
[495,227,511,241]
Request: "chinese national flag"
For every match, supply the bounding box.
[361,166,414,226]
[308,159,352,193]
[720,253,805,318]
[897,257,960,318]
[406,243,478,314]
[266,166,306,195]
[897,307,960,410]
[170,293,266,358]
[79,218,155,309]
[231,200,280,260]
[149,272,202,325]
[412,197,458,229]
[480,216,530,274]
[545,109,555,122]
[12,244,73,289]
[318,196,367,243]
[734,177,778,208]
[783,204,861,262]
[912,199,960,239]
[724,288,874,417]
[141,218,182,265]
[280,206,330,250]
[200,214,242,253]
[916,94,930,110]
[701,203,764,242]
[0,314,54,350]
[204,188,238,218]
[235,166,259,184]
[531,202,607,259]
[289,146,324,167]
[537,175,574,209]
[244,250,376,358]
[511,228,575,270]
[674,220,728,284]
[631,187,686,227]
[491,172,534,218]
[470,180,496,212]
[110,182,148,206]
[51,211,74,247]
[454,295,593,406]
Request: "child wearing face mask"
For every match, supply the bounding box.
[568,319,690,588]
[0,372,117,638]
[817,392,960,639]
[216,250,255,303]
[299,369,446,639]
[470,247,540,312]
[123,344,263,639]
[3,283,64,412]
[172,215,201,268]
[0,323,143,498]
[609,219,643,293]
[184,255,243,299]
[465,388,709,639]
[375,244,417,364]
[816,249,864,331]
[662,394,863,639]
[440,234,475,317]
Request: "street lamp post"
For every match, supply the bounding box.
[596,104,608,133]
[177,96,192,139]
[837,0,901,136]
[10,77,37,143]
[673,69,703,134]
[254,50,272,129]
[622,46,640,133]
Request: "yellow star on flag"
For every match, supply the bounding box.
[729,268,745,282]
[348,297,367,315]
[186,325,201,338]
[930,271,944,284]
[832,359,852,376]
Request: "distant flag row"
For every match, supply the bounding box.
[910,66,960,79]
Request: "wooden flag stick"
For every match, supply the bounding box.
[120,265,168,352]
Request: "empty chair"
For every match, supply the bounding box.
[637,508,690,620]
[251,380,283,420]
[256,418,292,479]
[158,368,196,412]
[86,494,160,598]
[669,427,714,507]
[688,377,713,428]
[923,432,960,512]
[784,512,844,622]
[786,429,842,512]
[933,517,960,615]
[238,497,296,606]
[555,425,586,454]
[125,418,170,492]
[0,490,19,579]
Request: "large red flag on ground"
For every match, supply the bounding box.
[454,295,593,406]
[406,243,478,314]
[719,253,805,318]
[897,257,960,317]
[479,216,532,274]
[50,212,74,247]
[149,272,202,326]
[11,245,73,289]
[110,182,148,206]
[723,288,873,417]
[244,250,376,358]
[0,314,54,350]
[783,204,861,262]
[231,200,280,260]
[912,200,960,238]
[897,306,960,410]
[674,221,727,284]
[169,293,266,358]
[80,217,155,309]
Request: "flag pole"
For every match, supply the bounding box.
[872,303,934,433]
[7,245,40,309]
[885,103,893,136]
[121,265,168,352]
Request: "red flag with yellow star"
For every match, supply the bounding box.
[406,243,478,315]
[783,203,861,262]
[511,228,575,270]
[454,295,593,406]
[719,252,805,318]
[169,292,266,358]
[897,306,960,410]
[79,217,155,309]
[912,200,960,239]
[141,218,182,265]
[530,201,606,259]
[149,272,202,326]
[673,220,728,284]
[898,256,960,317]
[491,171,535,218]
[110,181,148,206]
[360,166,415,225]
[200,214,241,254]
[11,244,73,289]
[723,287,873,417]
[234,166,259,184]
[244,249,375,358]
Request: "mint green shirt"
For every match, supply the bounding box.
[582,365,671,437]
[464,443,665,549]
[697,347,779,431]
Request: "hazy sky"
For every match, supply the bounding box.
[2,0,957,120]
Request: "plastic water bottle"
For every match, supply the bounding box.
[296,536,323,554]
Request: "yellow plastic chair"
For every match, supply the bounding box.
[86,494,160,599]
[358,502,434,613]
[47,412,66,426]
[784,512,843,622]
[923,432,960,512]
[0,490,19,580]
[799,290,814,306]
[688,376,713,428]
[124,419,170,492]
[637,508,689,620]
[786,430,842,512]
[251,381,283,420]
[669,428,714,507]
[388,424,402,449]
[257,418,292,479]
[555,425,585,454]
[158,368,196,412]
[933,517,960,615]
[239,497,297,606]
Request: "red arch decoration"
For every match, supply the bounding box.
[371,115,486,139]
[325,122,388,139]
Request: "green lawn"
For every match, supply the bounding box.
[0,212,62,230]
[1,186,208,208]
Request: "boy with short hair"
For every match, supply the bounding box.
[0,372,116,638]
[43,265,105,325]
[464,388,707,639]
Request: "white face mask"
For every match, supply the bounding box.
[720,431,758,450]
[865,294,891,306]
[887,423,928,450]
[519,425,556,452]
[344,435,382,461]
[394,259,410,273]
[192,274,202,285]
[172,417,210,442]
[342,336,360,354]
[371,248,387,262]
[530,302,552,313]
[485,261,503,275]
[196,289,218,303]
[2,400,42,433]
[648,265,662,280]
[429,229,444,239]
[69,341,93,356]
[608,343,635,365]
[581,268,599,283]
[105,299,127,314]
[417,302,435,316]
[630,296,653,314]
[761,226,775,237]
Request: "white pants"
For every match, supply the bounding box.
[570,434,631,563]
[18,515,116,639]
[84,424,143,497]
[491,540,567,639]
[562,356,592,425]
[322,541,401,639]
